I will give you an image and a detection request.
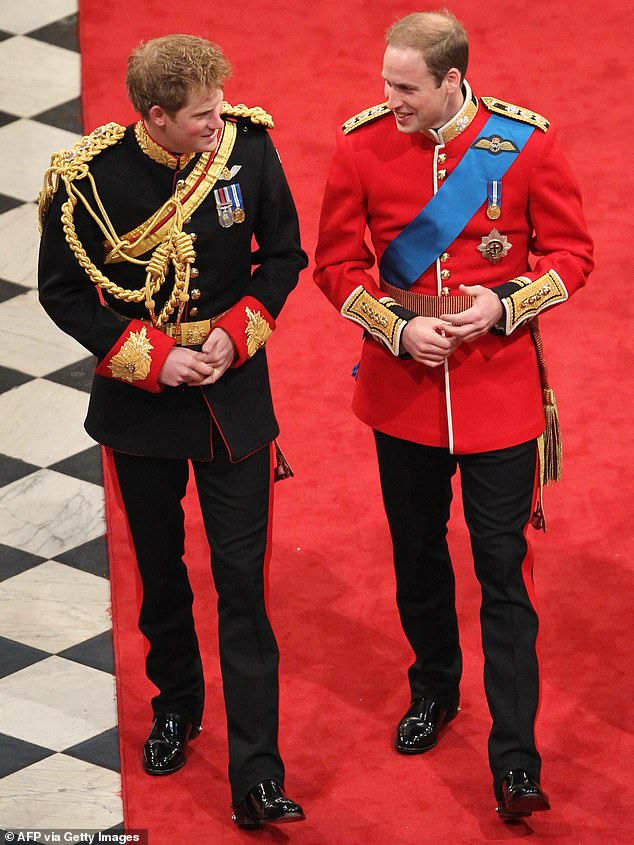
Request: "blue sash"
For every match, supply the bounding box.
[379,113,534,289]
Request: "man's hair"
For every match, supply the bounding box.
[127,34,232,117]
[386,9,468,85]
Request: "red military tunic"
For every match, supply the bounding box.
[314,84,593,454]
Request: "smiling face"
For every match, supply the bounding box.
[382,45,463,135]
[146,86,225,153]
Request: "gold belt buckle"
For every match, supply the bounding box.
[178,319,212,346]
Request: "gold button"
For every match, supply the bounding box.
[440,252,450,262]
[189,306,199,317]
[437,169,447,180]
[190,233,198,243]
[184,216,192,224]
[438,152,447,163]
[190,288,201,300]
[441,287,451,296]
[176,179,186,191]
[441,269,451,280]
[190,267,199,279]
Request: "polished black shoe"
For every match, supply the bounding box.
[232,780,305,828]
[496,769,551,820]
[394,697,459,754]
[142,713,201,775]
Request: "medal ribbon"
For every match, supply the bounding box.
[379,113,534,289]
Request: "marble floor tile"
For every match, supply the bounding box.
[0,561,111,653]
[0,203,39,287]
[0,655,117,750]
[0,290,87,376]
[0,0,79,37]
[0,377,94,465]
[0,753,122,830]
[0,468,104,558]
[0,118,78,202]
[0,36,80,118]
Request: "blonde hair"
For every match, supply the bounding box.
[127,34,232,116]
[386,10,468,85]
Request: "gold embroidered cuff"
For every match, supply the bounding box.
[107,326,154,382]
[245,306,273,357]
[341,286,405,356]
[502,271,568,334]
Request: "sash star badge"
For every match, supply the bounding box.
[477,228,512,264]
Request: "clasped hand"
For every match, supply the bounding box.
[158,327,236,386]
[401,285,504,366]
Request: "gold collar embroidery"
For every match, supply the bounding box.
[134,120,196,170]
[426,81,478,145]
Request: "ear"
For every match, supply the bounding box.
[444,68,462,94]
[148,104,168,129]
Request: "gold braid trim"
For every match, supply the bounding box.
[222,101,274,128]
[39,121,232,327]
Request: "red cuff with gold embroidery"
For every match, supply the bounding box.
[213,296,276,367]
[94,319,175,393]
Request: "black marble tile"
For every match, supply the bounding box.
[32,97,83,136]
[0,31,14,43]
[26,14,79,52]
[58,630,114,675]
[0,364,33,394]
[0,277,29,300]
[44,356,96,393]
[0,544,45,581]
[0,110,19,129]
[0,636,49,679]
[56,535,109,578]
[64,727,120,772]
[49,445,103,486]
[0,454,40,487]
[0,733,54,778]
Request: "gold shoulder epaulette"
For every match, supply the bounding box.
[222,102,274,128]
[38,122,126,230]
[342,103,391,135]
[481,97,549,132]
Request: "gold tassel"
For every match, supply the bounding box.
[541,387,562,485]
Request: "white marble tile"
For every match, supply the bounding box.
[0,561,111,652]
[0,469,104,558]
[0,36,80,118]
[0,656,117,750]
[0,0,79,36]
[0,203,39,287]
[0,290,88,376]
[0,119,79,202]
[0,753,122,831]
[0,378,95,465]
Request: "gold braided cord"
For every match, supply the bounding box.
[221,101,274,128]
[40,121,203,326]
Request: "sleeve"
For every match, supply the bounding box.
[492,127,594,335]
[212,130,308,366]
[313,129,411,357]
[38,182,175,393]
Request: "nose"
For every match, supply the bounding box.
[385,85,401,110]
[209,108,224,130]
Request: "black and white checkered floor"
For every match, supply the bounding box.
[0,1,124,834]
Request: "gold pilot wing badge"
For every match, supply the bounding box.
[108,327,153,382]
[472,135,520,155]
[477,228,512,264]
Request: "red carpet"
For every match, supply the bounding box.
[84,1,634,842]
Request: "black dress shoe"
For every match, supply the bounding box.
[232,780,305,828]
[394,697,459,754]
[143,713,201,775]
[496,769,551,820]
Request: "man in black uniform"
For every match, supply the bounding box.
[38,34,307,829]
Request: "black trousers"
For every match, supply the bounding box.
[374,431,541,792]
[113,435,284,804]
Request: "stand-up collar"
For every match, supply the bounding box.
[134,120,196,170]
[426,81,478,144]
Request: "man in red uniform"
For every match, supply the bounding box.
[314,10,592,819]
